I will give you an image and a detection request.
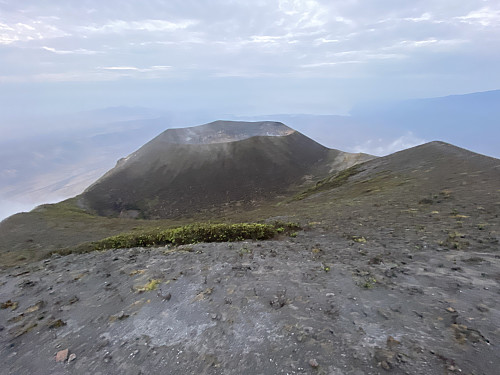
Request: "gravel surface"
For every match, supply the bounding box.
[1,228,498,375]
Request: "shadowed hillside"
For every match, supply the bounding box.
[80,120,371,218]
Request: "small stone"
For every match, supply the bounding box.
[446,307,456,313]
[303,327,313,334]
[380,360,391,370]
[55,349,69,362]
[117,311,130,320]
[97,338,110,350]
[377,308,391,320]
[157,289,171,301]
[309,358,319,368]
[68,353,76,363]
[476,304,489,312]
[211,313,221,320]
[48,319,66,329]
[386,336,400,349]
[374,348,395,368]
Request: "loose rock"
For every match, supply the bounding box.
[55,349,69,363]
[309,358,319,368]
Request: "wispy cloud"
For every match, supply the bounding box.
[300,61,362,68]
[403,13,433,22]
[353,133,427,156]
[391,38,466,49]
[456,7,500,26]
[278,0,330,29]
[100,66,140,71]
[0,20,69,45]
[82,19,197,33]
[42,46,99,55]
[99,65,172,73]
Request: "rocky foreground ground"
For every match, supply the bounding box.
[1,225,498,375]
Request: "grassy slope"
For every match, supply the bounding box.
[0,199,190,267]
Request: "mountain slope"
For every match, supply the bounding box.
[80,120,371,218]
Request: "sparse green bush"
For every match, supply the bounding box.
[91,222,297,251]
[439,231,469,249]
[361,277,377,289]
[136,279,161,292]
[352,235,367,243]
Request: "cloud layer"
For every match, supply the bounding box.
[0,1,499,114]
[1,1,498,78]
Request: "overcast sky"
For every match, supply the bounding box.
[1,0,500,116]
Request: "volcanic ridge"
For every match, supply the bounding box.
[79,120,372,218]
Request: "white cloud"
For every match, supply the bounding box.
[101,66,140,71]
[301,61,362,68]
[353,133,426,156]
[99,65,172,73]
[314,37,339,45]
[404,13,432,22]
[299,48,406,70]
[456,7,500,26]
[278,0,329,29]
[394,38,466,49]
[249,35,283,44]
[150,65,171,70]
[0,20,69,45]
[42,46,98,55]
[82,19,197,33]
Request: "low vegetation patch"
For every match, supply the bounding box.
[291,165,362,201]
[52,221,300,255]
[33,198,97,221]
[95,223,277,250]
[136,279,162,292]
[352,235,367,243]
[1,300,18,310]
[439,231,470,249]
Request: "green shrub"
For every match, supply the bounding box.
[92,222,289,250]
